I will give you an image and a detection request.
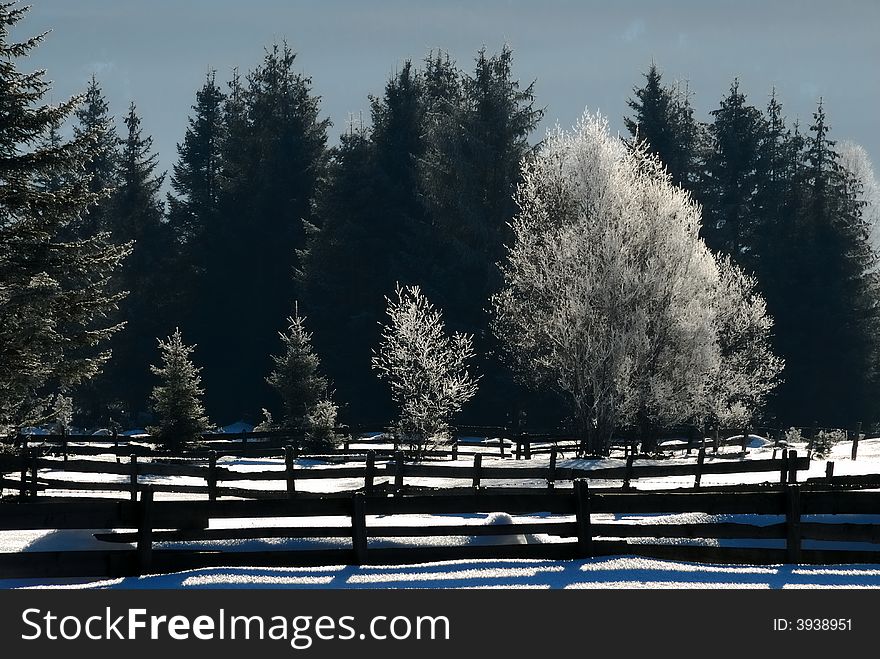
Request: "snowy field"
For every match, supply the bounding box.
[3,435,880,589]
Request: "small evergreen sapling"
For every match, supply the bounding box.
[372,285,480,457]
[148,329,209,450]
[267,311,337,450]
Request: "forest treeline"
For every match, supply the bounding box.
[1,3,878,433]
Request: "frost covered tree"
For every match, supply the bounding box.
[0,3,129,431]
[148,329,209,450]
[838,141,880,258]
[493,111,782,455]
[266,310,337,449]
[372,286,480,457]
[706,257,784,427]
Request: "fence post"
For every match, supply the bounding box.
[525,438,531,460]
[712,427,720,454]
[574,479,592,558]
[451,438,458,461]
[18,447,27,500]
[851,422,862,461]
[623,454,634,490]
[129,454,138,503]
[207,451,218,501]
[61,427,68,464]
[29,448,38,498]
[779,451,788,486]
[394,451,404,494]
[472,454,482,490]
[548,447,557,489]
[351,492,368,565]
[788,449,798,484]
[740,428,749,456]
[136,486,154,576]
[285,445,296,499]
[785,484,801,564]
[499,436,505,458]
[343,436,350,452]
[825,461,835,483]
[515,436,522,461]
[694,447,706,489]
[112,428,119,464]
[364,450,375,496]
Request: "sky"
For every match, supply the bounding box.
[15,0,880,179]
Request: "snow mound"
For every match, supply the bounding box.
[219,421,255,434]
[464,513,528,546]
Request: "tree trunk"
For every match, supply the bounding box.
[637,409,657,454]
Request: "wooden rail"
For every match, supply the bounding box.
[2,484,880,579]
[1,449,813,501]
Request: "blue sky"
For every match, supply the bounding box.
[17,0,880,177]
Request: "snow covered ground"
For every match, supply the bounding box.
[3,435,880,589]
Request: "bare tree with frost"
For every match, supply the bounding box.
[838,141,880,259]
[372,285,480,458]
[493,111,782,455]
[706,256,784,428]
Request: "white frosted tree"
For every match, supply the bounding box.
[372,285,480,457]
[493,111,782,454]
[148,329,209,450]
[706,256,784,428]
[838,141,880,259]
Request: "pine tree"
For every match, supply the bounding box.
[298,64,430,422]
[166,72,225,354]
[101,102,171,422]
[167,71,224,249]
[298,123,387,421]
[267,310,335,449]
[700,79,766,265]
[794,100,879,424]
[72,75,119,237]
[422,46,542,423]
[624,63,700,192]
[0,2,129,430]
[148,329,209,449]
[200,44,329,421]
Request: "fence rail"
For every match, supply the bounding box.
[2,483,880,579]
[1,448,816,501]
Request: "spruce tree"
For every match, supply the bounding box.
[148,329,209,449]
[202,44,329,420]
[267,310,336,449]
[166,72,225,354]
[267,311,327,424]
[298,124,388,421]
[101,102,172,422]
[0,3,129,430]
[167,71,224,249]
[73,75,119,237]
[624,63,700,192]
[700,79,766,264]
[795,100,879,424]
[422,46,542,422]
[298,63,430,422]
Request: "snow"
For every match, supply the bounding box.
[3,434,880,589]
[10,557,880,590]
[218,421,255,434]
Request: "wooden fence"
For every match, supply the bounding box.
[6,420,870,462]
[2,482,880,579]
[0,449,818,501]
